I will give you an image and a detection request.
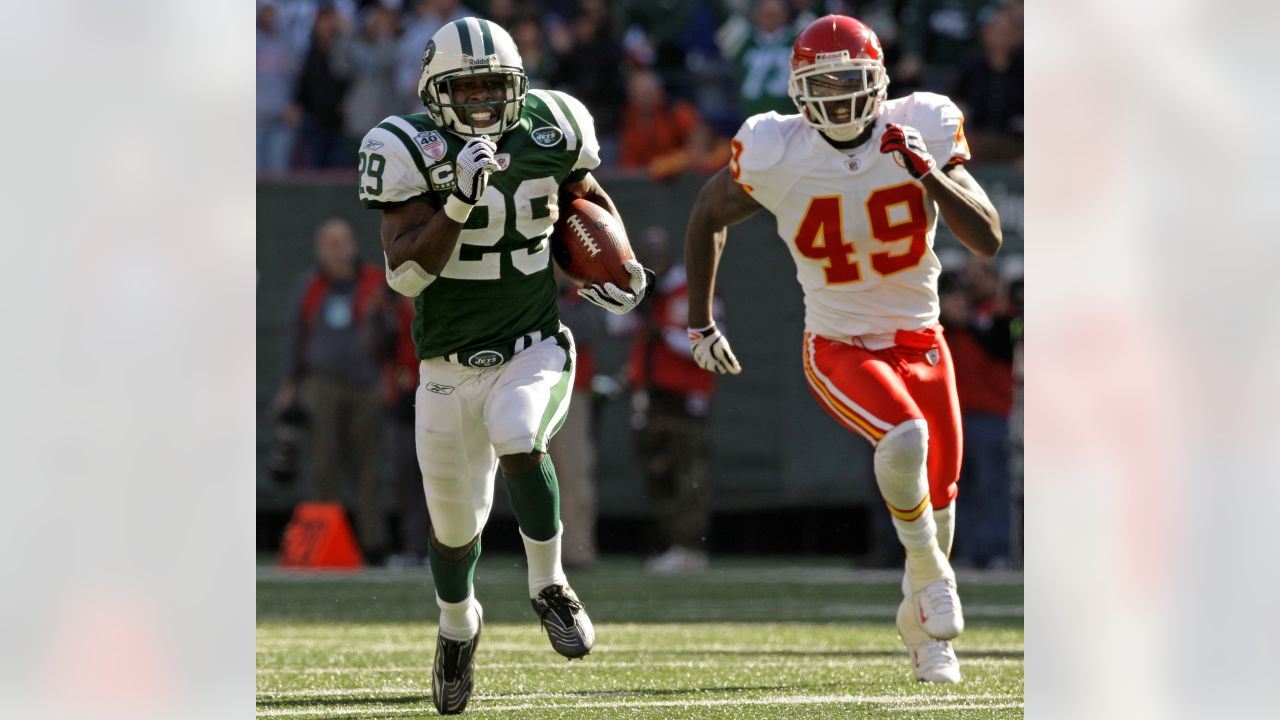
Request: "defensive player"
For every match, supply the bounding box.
[357,18,650,714]
[683,15,1001,684]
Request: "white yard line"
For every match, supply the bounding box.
[257,655,1023,675]
[257,566,1023,586]
[888,702,1025,712]
[257,691,1024,716]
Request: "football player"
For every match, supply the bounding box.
[357,17,651,715]
[683,15,1002,684]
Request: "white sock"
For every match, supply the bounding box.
[894,513,952,592]
[902,503,957,598]
[436,593,481,641]
[875,420,952,592]
[935,503,956,558]
[521,525,568,599]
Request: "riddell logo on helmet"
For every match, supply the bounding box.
[815,51,850,62]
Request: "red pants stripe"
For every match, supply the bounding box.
[801,328,963,509]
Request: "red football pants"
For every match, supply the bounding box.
[801,327,962,508]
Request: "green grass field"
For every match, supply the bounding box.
[257,557,1023,718]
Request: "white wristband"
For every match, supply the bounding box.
[443,194,473,224]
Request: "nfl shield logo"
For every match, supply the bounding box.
[925,348,940,366]
[417,131,447,161]
[495,153,510,170]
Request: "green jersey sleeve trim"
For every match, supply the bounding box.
[528,89,578,151]
[537,90,601,173]
[376,118,431,180]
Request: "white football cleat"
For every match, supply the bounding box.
[897,597,962,683]
[909,638,963,683]
[912,577,965,639]
[645,546,709,575]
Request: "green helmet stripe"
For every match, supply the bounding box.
[478,19,495,55]
[452,18,473,56]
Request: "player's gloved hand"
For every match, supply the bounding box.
[687,322,742,375]
[452,135,500,205]
[578,259,655,315]
[879,123,936,179]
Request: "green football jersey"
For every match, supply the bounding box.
[356,89,600,360]
[736,28,797,117]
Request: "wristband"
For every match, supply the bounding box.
[443,194,474,224]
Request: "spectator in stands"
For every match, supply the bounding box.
[511,14,557,89]
[619,0,700,82]
[939,263,1015,569]
[730,0,797,118]
[396,0,474,112]
[549,0,625,144]
[618,70,702,174]
[257,0,301,173]
[788,0,820,31]
[385,294,430,567]
[646,117,732,181]
[294,5,352,168]
[897,0,1002,93]
[950,7,1023,163]
[549,271,608,569]
[482,0,521,29]
[338,5,402,155]
[626,229,723,574]
[274,219,392,564]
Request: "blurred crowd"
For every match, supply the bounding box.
[262,0,1026,571]
[258,0,1024,177]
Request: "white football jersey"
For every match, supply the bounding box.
[731,92,970,349]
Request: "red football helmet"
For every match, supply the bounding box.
[790,15,889,141]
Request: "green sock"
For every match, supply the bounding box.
[503,454,560,541]
[428,536,481,604]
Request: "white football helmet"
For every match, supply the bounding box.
[418,17,528,137]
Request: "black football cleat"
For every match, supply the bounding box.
[530,584,595,659]
[431,613,482,715]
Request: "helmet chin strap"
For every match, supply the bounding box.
[822,123,865,142]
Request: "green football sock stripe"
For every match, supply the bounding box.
[503,454,560,541]
[429,536,481,604]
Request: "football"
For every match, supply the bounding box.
[551,198,634,287]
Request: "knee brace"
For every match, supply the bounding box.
[873,419,930,510]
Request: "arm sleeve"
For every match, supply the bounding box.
[356,123,434,209]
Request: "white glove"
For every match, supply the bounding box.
[452,135,499,205]
[687,322,741,375]
[578,259,653,315]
